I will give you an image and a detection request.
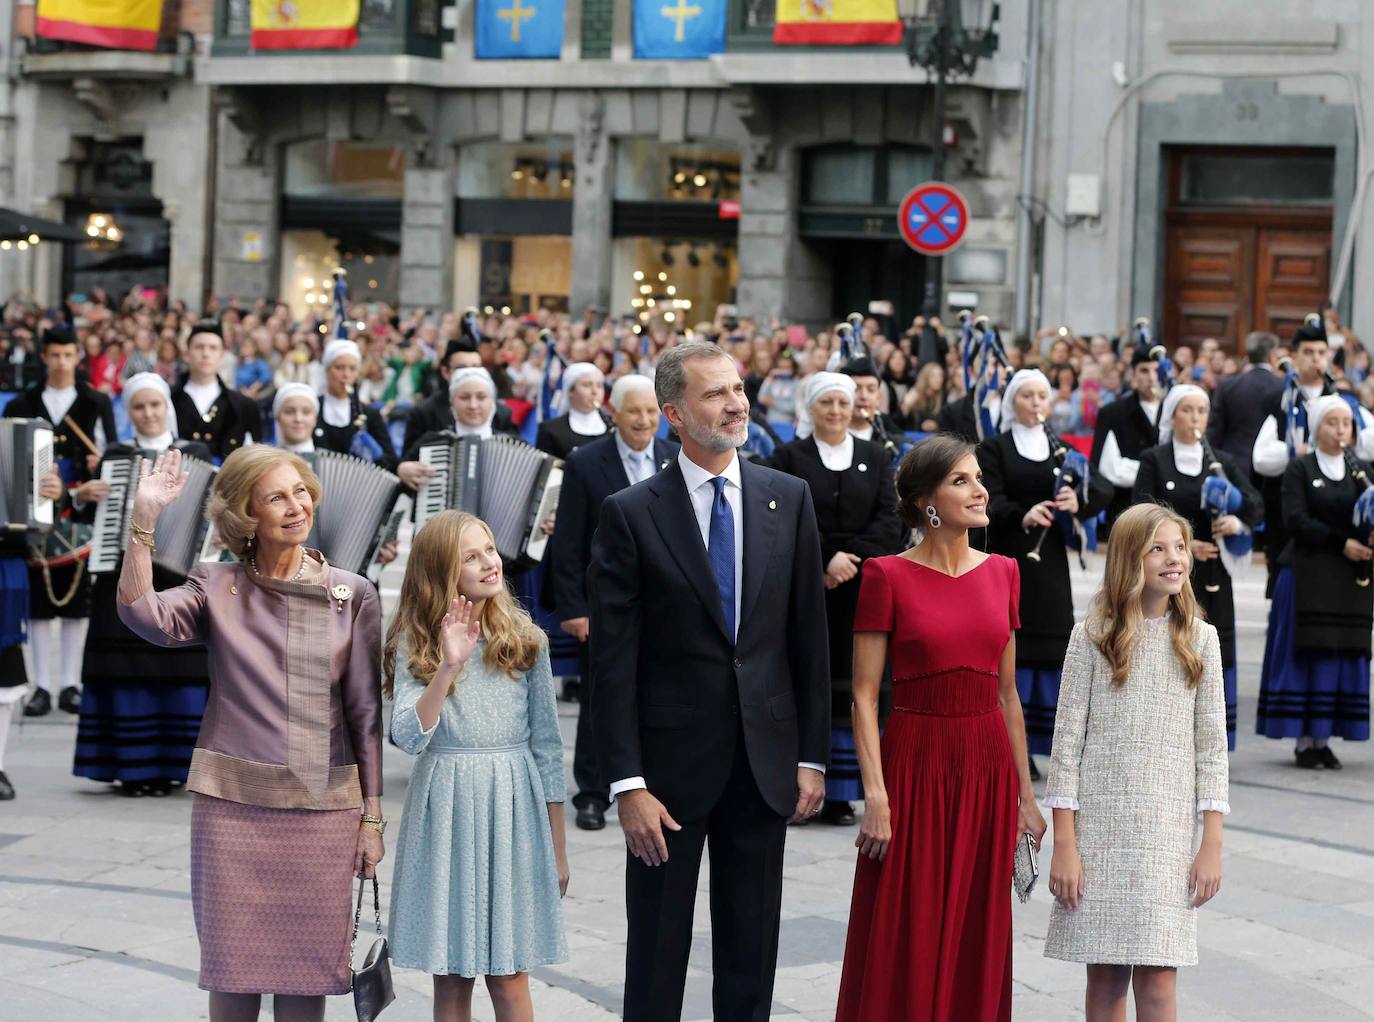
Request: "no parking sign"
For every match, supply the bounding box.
[897,182,969,256]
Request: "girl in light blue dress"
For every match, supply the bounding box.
[386,509,569,1021]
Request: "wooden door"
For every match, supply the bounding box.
[1255,228,1331,339]
[1164,226,1255,350]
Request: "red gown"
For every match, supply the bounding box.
[835,554,1021,1022]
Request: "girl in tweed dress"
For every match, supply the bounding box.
[1044,504,1229,1021]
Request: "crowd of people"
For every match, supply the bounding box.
[0,282,1369,1022]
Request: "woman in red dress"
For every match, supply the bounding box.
[836,434,1047,1021]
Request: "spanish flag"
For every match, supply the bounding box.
[35,0,162,51]
[251,0,361,50]
[773,0,901,45]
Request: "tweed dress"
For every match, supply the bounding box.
[1044,617,1229,967]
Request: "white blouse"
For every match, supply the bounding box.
[1010,420,1050,462]
[814,433,855,471]
[569,408,607,437]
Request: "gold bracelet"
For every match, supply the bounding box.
[131,532,156,552]
[129,518,155,538]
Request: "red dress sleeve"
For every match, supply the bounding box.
[1006,556,1021,631]
[854,556,895,633]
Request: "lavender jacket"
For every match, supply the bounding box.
[119,556,383,811]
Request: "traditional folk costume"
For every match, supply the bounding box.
[314,340,397,472]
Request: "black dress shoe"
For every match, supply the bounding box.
[1294,747,1324,770]
[575,804,606,831]
[1028,756,1042,782]
[0,770,14,800]
[58,686,81,714]
[818,801,856,826]
[1319,746,1343,771]
[22,688,51,717]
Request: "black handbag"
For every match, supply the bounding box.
[351,875,395,1022]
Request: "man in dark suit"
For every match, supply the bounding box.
[170,322,260,461]
[590,341,830,1022]
[552,375,678,832]
[1209,330,1283,466]
[400,339,518,462]
[1090,348,1161,536]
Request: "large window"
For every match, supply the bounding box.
[615,140,740,202]
[457,140,575,200]
[284,141,405,200]
[803,144,933,207]
[1176,147,1335,207]
[611,238,737,327]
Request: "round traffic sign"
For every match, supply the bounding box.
[897,182,969,256]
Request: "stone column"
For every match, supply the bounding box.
[213,100,280,303]
[570,92,613,317]
[399,148,456,314]
[144,83,213,310]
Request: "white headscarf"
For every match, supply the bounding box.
[321,339,361,370]
[1307,394,1354,447]
[449,367,497,438]
[122,371,178,441]
[998,369,1052,432]
[272,381,318,421]
[796,372,857,440]
[1158,384,1208,444]
[561,361,604,395]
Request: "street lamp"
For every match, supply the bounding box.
[904,0,1000,365]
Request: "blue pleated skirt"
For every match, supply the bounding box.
[827,727,863,801]
[1256,568,1371,741]
[1016,667,1060,757]
[515,564,581,678]
[73,683,207,783]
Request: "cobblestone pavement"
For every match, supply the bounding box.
[2,552,1373,1020]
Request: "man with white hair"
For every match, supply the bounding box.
[551,374,678,831]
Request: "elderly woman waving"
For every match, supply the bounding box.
[117,445,384,1022]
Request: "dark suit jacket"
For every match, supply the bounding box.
[589,456,830,820]
[314,396,398,473]
[936,393,980,443]
[400,389,518,462]
[550,433,679,623]
[171,382,259,461]
[535,411,614,460]
[1209,366,1285,467]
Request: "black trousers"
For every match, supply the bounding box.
[572,645,608,810]
[622,724,787,1022]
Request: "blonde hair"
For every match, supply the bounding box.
[382,511,544,697]
[206,446,322,557]
[1086,503,1205,689]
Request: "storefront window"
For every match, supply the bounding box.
[470,236,572,314]
[284,141,405,200]
[611,238,737,327]
[456,140,575,200]
[615,140,741,202]
[804,144,932,206]
[280,231,400,321]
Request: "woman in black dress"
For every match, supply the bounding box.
[770,371,905,824]
[1134,383,1262,749]
[314,339,397,470]
[73,372,212,796]
[535,362,611,459]
[978,368,1111,777]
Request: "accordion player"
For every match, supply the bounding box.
[414,432,562,572]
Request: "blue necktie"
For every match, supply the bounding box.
[708,476,736,640]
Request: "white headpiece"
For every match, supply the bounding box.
[999,369,1052,433]
[796,372,856,439]
[1159,384,1209,444]
[122,372,178,440]
[562,361,604,393]
[1307,394,1354,445]
[321,339,361,370]
[272,382,318,420]
[448,366,496,398]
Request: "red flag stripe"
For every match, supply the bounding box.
[36,16,159,51]
[772,21,902,45]
[250,26,360,50]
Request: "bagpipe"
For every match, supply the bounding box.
[1026,411,1092,569]
[1197,428,1254,577]
[831,314,905,459]
[1278,313,1362,455]
[323,267,388,466]
[957,310,1011,441]
[462,306,483,347]
[535,328,566,424]
[1344,442,1374,588]
[1131,316,1173,426]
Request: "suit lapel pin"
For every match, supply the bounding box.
[768,499,777,510]
[1165,480,1175,490]
[857,463,868,472]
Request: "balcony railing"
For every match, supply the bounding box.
[213,0,444,58]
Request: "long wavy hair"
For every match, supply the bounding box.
[1086,503,1205,689]
[382,511,544,697]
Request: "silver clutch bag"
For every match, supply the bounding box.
[1012,833,1040,903]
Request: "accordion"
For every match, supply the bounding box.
[415,434,562,569]
[301,449,404,581]
[89,450,218,577]
[0,417,55,536]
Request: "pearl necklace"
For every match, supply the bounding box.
[250,550,307,583]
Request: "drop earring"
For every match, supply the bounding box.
[925,505,941,529]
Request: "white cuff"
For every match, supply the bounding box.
[1043,795,1080,811]
[1197,799,1231,815]
[609,776,646,803]
[799,761,826,774]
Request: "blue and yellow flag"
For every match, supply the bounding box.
[633,0,726,59]
[477,0,564,58]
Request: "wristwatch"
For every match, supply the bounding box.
[361,815,386,835]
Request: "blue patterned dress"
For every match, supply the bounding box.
[389,641,569,977]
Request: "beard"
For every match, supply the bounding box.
[678,404,748,453]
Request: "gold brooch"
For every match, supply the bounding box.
[331,583,353,612]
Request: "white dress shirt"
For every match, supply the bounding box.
[609,448,823,799]
[1172,439,1203,477]
[614,432,657,484]
[322,393,352,428]
[848,423,874,442]
[813,433,855,471]
[182,378,222,419]
[1316,448,1346,481]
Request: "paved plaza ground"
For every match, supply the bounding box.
[3,552,1374,1020]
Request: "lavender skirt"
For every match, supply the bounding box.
[190,794,358,994]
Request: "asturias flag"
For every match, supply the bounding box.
[36,0,161,51]
[773,0,901,45]
[251,0,361,50]
[476,0,564,58]
[633,0,726,59]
